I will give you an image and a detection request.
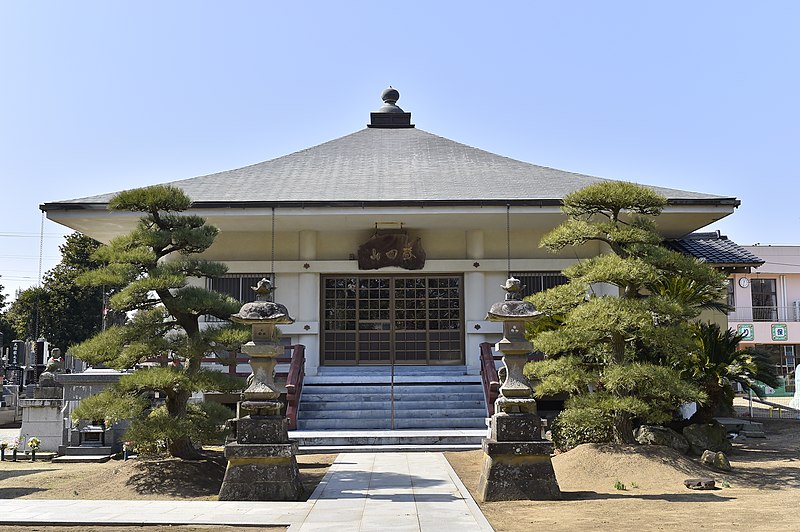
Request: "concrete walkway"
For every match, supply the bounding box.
[0,452,493,531]
[0,426,20,442]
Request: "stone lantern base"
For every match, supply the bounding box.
[477,412,561,501]
[218,415,303,501]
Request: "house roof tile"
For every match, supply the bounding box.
[667,232,764,267]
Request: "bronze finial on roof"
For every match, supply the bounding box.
[369,86,415,128]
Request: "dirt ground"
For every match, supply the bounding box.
[1,420,798,532]
[0,448,335,502]
[0,448,334,532]
[445,418,800,532]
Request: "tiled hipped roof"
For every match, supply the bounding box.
[667,232,764,268]
[46,127,736,208]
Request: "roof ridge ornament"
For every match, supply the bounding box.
[368,86,415,129]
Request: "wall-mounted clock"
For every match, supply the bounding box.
[738,277,750,288]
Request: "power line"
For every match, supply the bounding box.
[0,232,65,238]
[0,255,59,259]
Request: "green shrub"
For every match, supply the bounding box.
[551,406,614,451]
[124,401,235,455]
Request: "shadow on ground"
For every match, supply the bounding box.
[125,453,226,498]
[0,470,48,482]
[0,487,47,498]
[124,450,335,501]
[560,490,734,503]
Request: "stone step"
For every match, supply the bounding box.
[739,430,767,438]
[715,417,766,435]
[300,399,485,411]
[296,417,488,430]
[300,392,485,403]
[301,384,483,394]
[290,429,488,447]
[300,408,488,420]
[51,454,112,463]
[316,366,470,375]
[58,446,114,457]
[304,375,482,385]
[298,444,482,453]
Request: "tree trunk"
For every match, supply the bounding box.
[610,332,626,364]
[165,389,204,460]
[612,411,636,444]
[168,436,204,460]
[690,384,722,424]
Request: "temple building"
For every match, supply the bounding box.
[41,88,745,433]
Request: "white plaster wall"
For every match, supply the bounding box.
[194,225,602,374]
[202,231,299,261]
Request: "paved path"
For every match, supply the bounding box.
[0,427,20,442]
[0,452,493,531]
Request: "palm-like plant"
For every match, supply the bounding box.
[683,321,780,422]
[648,275,731,315]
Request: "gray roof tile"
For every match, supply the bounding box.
[667,232,764,266]
[47,127,736,207]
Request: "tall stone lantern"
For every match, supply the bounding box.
[218,278,304,501]
[477,277,561,501]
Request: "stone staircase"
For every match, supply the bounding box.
[291,366,489,451]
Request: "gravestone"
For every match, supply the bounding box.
[56,367,128,455]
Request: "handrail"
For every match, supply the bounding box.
[285,344,305,430]
[747,396,800,415]
[479,342,500,417]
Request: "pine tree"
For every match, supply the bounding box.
[71,185,247,459]
[525,181,720,445]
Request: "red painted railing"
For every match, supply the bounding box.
[285,344,305,430]
[479,342,500,417]
[200,344,306,429]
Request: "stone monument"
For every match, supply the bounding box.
[218,278,304,501]
[477,277,561,501]
[19,348,65,452]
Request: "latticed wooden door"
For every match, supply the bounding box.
[321,275,463,365]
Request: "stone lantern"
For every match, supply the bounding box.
[218,278,304,501]
[477,277,561,501]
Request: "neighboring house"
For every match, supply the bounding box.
[666,231,765,325]
[40,88,741,386]
[727,245,800,394]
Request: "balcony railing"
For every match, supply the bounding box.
[728,306,800,323]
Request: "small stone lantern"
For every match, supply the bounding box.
[477,277,561,501]
[218,278,304,501]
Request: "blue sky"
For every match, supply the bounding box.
[1,1,798,300]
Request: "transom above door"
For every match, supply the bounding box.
[322,275,463,365]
